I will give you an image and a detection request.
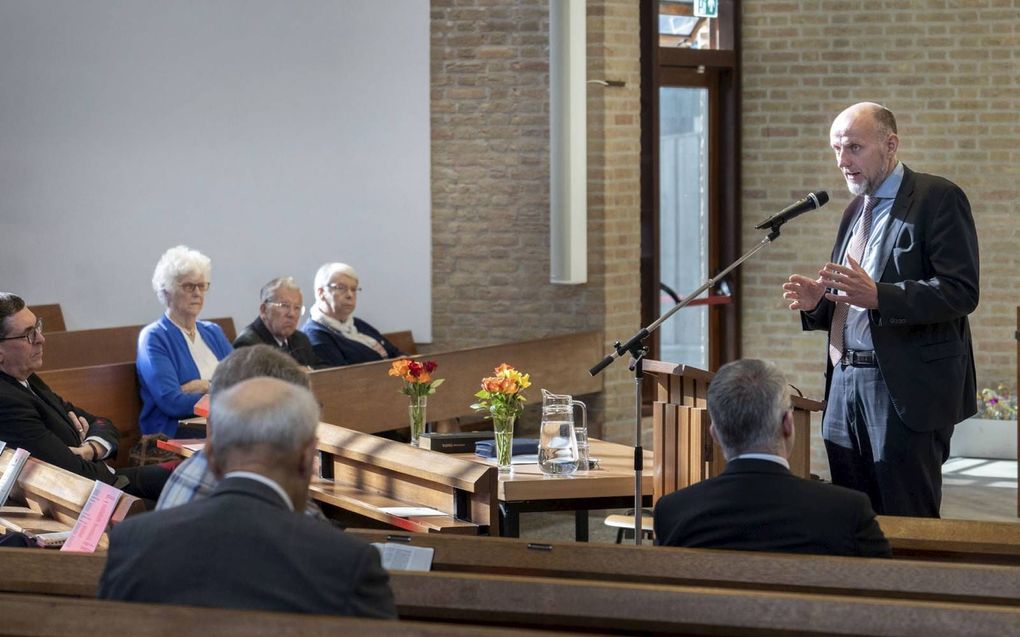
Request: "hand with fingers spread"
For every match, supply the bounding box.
[782,274,827,312]
[819,255,878,309]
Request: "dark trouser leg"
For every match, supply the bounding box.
[115,464,172,507]
[824,363,948,518]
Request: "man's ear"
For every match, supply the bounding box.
[886,132,899,156]
[780,410,795,442]
[206,442,224,479]
[709,423,720,445]
[298,437,318,479]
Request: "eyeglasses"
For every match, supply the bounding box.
[0,318,43,345]
[327,284,362,296]
[265,301,306,316]
[177,281,211,294]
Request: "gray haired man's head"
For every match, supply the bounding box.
[209,377,319,468]
[210,344,309,396]
[707,359,791,459]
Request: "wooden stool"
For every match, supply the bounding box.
[604,509,653,543]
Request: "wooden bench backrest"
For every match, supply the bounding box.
[309,330,603,434]
[350,529,1020,605]
[315,422,497,532]
[878,515,1020,566]
[382,330,417,356]
[36,362,142,467]
[0,449,143,528]
[28,304,66,332]
[386,570,1020,637]
[0,592,555,637]
[39,317,236,371]
[3,551,1017,637]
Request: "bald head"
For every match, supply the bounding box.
[830,102,899,196]
[209,377,319,467]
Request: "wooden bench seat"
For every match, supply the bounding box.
[351,530,1020,606]
[314,423,497,534]
[28,304,66,332]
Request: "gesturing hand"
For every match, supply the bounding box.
[819,256,878,309]
[782,274,826,311]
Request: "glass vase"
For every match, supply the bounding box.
[492,413,516,473]
[408,395,427,447]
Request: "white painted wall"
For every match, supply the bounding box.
[0,0,431,340]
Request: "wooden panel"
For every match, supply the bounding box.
[309,481,479,535]
[39,317,235,371]
[37,363,141,468]
[28,304,66,332]
[382,330,417,356]
[878,516,1020,565]
[309,331,603,434]
[0,593,547,637]
[352,531,1020,605]
[387,571,1020,636]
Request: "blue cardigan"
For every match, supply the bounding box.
[136,314,233,437]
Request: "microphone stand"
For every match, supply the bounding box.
[589,223,786,545]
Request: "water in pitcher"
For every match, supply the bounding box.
[539,389,580,476]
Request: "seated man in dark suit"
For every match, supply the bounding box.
[233,277,319,368]
[653,358,891,557]
[99,376,396,618]
[0,293,168,503]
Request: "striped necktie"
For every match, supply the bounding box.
[828,195,876,367]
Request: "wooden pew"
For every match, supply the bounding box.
[350,530,1020,606]
[309,330,603,435]
[39,316,236,371]
[313,422,497,535]
[37,362,141,467]
[28,304,66,332]
[0,593,562,637]
[383,330,418,356]
[878,516,1020,566]
[0,449,143,548]
[2,550,1016,637]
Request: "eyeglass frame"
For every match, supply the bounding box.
[264,301,306,316]
[0,318,44,345]
[326,283,362,295]
[177,281,211,294]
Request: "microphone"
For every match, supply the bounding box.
[754,191,829,230]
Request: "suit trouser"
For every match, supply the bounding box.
[822,361,952,518]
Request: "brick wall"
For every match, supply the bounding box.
[740,1,1020,472]
[430,0,642,440]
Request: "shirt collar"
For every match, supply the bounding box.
[223,471,295,511]
[733,453,790,470]
[872,160,904,200]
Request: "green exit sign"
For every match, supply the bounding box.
[694,0,718,18]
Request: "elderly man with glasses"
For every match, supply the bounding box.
[0,293,169,505]
[233,277,319,368]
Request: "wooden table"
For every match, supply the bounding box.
[158,437,651,541]
[452,439,653,540]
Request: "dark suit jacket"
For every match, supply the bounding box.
[0,372,120,483]
[302,318,401,367]
[802,165,979,432]
[233,317,320,368]
[653,459,891,557]
[98,477,396,618]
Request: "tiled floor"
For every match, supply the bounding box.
[523,456,1019,543]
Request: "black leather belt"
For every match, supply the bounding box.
[842,349,878,367]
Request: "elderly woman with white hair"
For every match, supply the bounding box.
[137,245,233,437]
[301,262,402,367]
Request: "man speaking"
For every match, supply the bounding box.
[783,102,979,518]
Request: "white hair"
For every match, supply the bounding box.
[313,262,359,292]
[259,276,302,305]
[210,377,319,461]
[151,245,212,306]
